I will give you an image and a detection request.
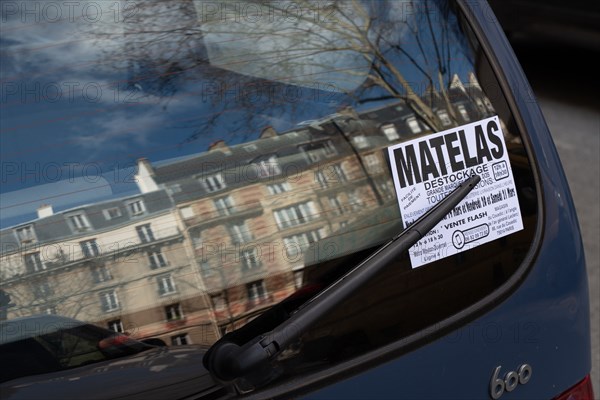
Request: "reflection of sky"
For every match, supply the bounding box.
[198,0,373,92]
[0,0,475,227]
[1,177,115,228]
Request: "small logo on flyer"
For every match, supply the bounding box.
[492,161,509,181]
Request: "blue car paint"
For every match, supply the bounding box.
[307,1,591,399]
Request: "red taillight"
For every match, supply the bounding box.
[554,375,595,400]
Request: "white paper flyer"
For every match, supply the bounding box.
[387,115,524,268]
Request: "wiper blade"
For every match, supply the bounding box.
[204,175,481,383]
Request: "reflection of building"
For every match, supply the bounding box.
[0,192,218,345]
[135,126,386,333]
[0,73,496,341]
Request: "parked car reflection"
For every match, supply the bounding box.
[0,315,221,400]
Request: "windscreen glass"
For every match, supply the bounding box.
[1,0,538,386]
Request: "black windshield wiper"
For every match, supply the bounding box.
[204,175,481,383]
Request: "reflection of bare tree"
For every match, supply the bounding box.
[2,258,99,320]
[5,279,96,320]
[89,0,471,142]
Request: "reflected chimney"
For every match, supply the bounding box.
[135,158,159,193]
[208,140,232,155]
[260,126,277,139]
[37,204,53,219]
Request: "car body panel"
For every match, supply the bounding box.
[304,1,591,398]
[0,316,220,400]
[0,1,591,399]
[1,345,218,400]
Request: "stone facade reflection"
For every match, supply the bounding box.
[0,74,498,345]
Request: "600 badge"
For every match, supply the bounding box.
[489,364,532,399]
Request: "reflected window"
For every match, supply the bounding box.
[406,117,422,134]
[267,182,291,195]
[127,199,146,216]
[364,154,381,173]
[315,170,329,188]
[315,164,349,188]
[200,173,226,193]
[229,222,252,244]
[241,248,260,272]
[331,164,347,182]
[81,240,100,258]
[274,201,318,229]
[103,207,122,220]
[92,265,112,283]
[347,191,364,211]
[148,250,168,269]
[157,274,176,296]
[458,104,470,121]
[246,280,268,305]
[377,179,396,201]
[171,334,190,346]
[300,140,337,163]
[24,252,45,273]
[476,98,486,114]
[107,319,124,333]
[67,213,91,232]
[381,124,399,141]
[284,229,324,258]
[165,303,183,321]
[323,140,337,156]
[352,135,368,149]
[214,196,235,216]
[484,97,494,112]
[257,155,281,178]
[136,224,155,243]
[437,110,452,126]
[328,196,344,216]
[15,225,36,244]
[100,291,119,312]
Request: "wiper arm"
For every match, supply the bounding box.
[204,175,481,383]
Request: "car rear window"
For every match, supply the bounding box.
[0,0,538,389]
